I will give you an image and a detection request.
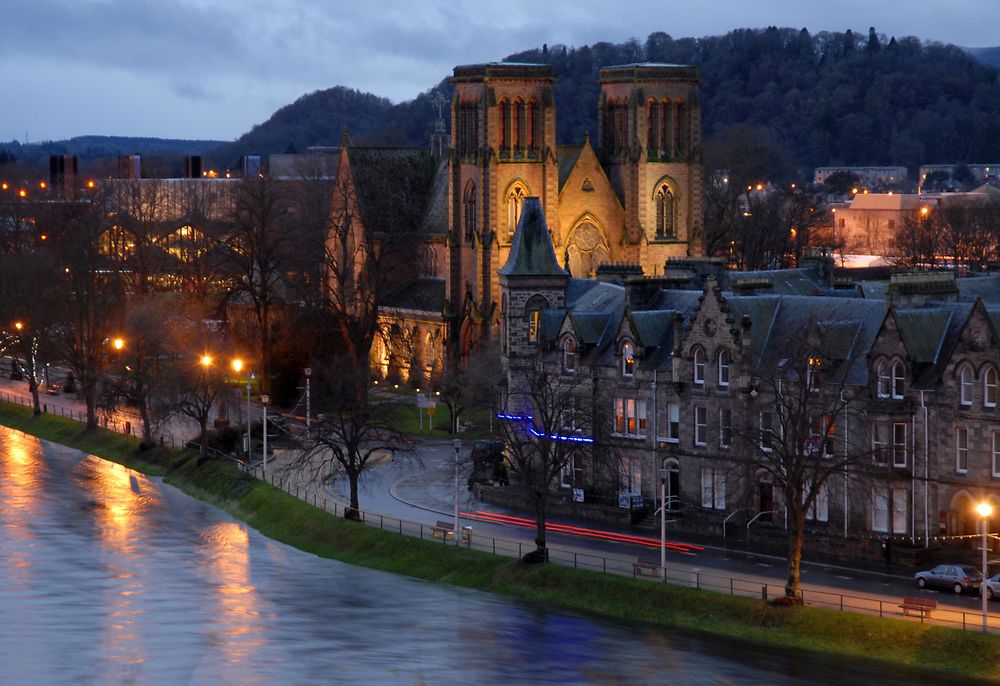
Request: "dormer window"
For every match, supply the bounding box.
[621,342,635,377]
[717,350,731,388]
[562,338,576,374]
[960,365,973,406]
[891,361,905,399]
[692,346,705,386]
[876,361,890,398]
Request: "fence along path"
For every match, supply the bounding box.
[4,388,998,635]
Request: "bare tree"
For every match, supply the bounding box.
[163,349,226,455]
[297,362,414,519]
[739,322,873,599]
[498,357,610,562]
[0,252,63,413]
[226,175,292,395]
[438,340,504,434]
[108,178,169,294]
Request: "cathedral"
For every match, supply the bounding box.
[329,61,703,382]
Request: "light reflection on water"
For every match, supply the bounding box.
[0,428,974,685]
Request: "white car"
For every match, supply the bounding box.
[982,572,1000,600]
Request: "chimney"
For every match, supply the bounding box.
[595,262,643,284]
[887,272,959,306]
[241,155,261,177]
[185,156,203,179]
[49,155,78,197]
[117,155,141,179]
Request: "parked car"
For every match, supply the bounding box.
[981,572,1000,600]
[914,564,982,594]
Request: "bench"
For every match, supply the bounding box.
[634,555,662,578]
[899,596,937,619]
[432,520,455,541]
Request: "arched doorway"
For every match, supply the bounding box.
[950,491,978,538]
[566,220,610,277]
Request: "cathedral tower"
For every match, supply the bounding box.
[597,64,703,272]
[449,63,559,356]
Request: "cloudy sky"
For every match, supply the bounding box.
[1,0,997,143]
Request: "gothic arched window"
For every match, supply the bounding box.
[463,181,477,241]
[507,184,527,239]
[498,100,510,156]
[655,183,675,239]
[514,99,524,154]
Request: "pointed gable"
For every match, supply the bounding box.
[498,197,567,277]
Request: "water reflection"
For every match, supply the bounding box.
[199,522,266,674]
[0,428,976,685]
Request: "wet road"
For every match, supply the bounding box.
[0,427,972,684]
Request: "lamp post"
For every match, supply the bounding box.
[232,359,252,463]
[978,501,993,633]
[304,367,312,437]
[261,394,270,478]
[453,438,462,543]
[658,467,668,570]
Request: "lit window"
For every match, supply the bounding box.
[985,367,998,408]
[613,397,646,438]
[960,365,973,406]
[692,347,705,385]
[528,309,540,342]
[717,350,730,388]
[655,183,675,239]
[622,342,635,377]
[956,426,969,473]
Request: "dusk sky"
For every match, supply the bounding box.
[2,0,997,143]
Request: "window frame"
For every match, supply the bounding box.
[717,350,731,388]
[719,407,732,448]
[892,422,907,468]
[694,405,708,447]
[562,337,576,374]
[960,364,974,406]
[665,401,680,443]
[891,360,905,399]
[613,397,647,439]
[621,341,635,377]
[956,426,969,474]
[876,361,890,398]
[985,366,998,408]
[692,346,705,386]
[701,467,725,510]
[993,430,1000,478]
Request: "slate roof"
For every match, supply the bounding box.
[894,308,955,364]
[729,267,827,296]
[498,197,568,277]
[557,145,584,191]
[348,148,443,235]
[382,277,446,313]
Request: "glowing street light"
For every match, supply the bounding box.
[200,354,213,367]
[977,501,993,633]
[112,338,125,351]
[13,321,23,332]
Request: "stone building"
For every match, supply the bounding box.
[498,204,1000,562]
[326,61,703,382]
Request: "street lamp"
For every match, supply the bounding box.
[112,338,124,351]
[232,358,252,463]
[261,394,270,479]
[977,501,993,633]
[453,439,462,543]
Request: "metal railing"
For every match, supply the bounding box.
[5,388,998,635]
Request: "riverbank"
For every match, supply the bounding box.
[1,404,998,683]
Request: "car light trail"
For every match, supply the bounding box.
[462,510,703,554]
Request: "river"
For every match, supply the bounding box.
[0,427,968,685]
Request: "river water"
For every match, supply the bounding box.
[0,427,969,685]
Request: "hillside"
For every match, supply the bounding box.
[966,46,1000,69]
[211,28,1000,177]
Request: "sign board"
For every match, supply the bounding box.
[425,401,436,416]
[416,392,426,407]
[243,434,250,452]
[573,488,584,503]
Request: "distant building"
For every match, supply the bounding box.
[831,193,933,255]
[918,163,1000,192]
[814,166,908,187]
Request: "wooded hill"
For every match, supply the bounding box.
[210,27,1000,178]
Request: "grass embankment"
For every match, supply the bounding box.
[2,402,999,682]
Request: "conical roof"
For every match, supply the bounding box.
[498,197,567,277]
